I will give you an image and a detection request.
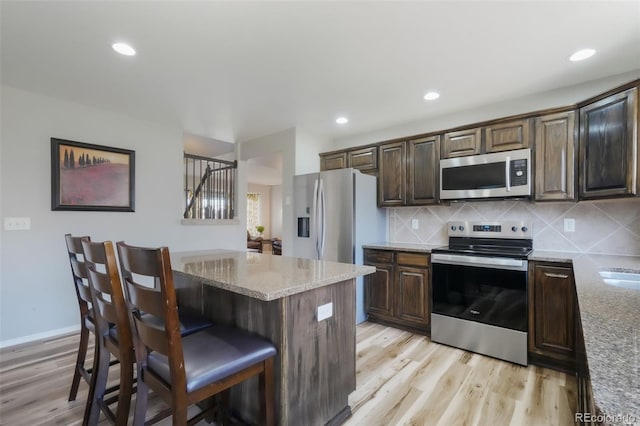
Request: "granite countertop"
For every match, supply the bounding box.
[531,250,640,422]
[363,242,444,253]
[171,249,375,301]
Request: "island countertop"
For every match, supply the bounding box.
[171,249,375,301]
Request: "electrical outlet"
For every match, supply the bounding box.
[4,217,31,231]
[411,219,419,230]
[317,302,333,322]
[564,218,575,233]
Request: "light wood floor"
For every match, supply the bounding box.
[0,322,576,426]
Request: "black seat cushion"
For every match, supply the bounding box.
[140,310,213,336]
[147,325,277,393]
[176,310,214,336]
[108,310,213,343]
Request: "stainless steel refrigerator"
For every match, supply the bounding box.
[293,168,387,323]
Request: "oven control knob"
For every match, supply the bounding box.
[451,225,457,231]
[459,225,465,231]
[521,226,528,232]
[511,226,518,232]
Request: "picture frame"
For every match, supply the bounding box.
[51,138,135,212]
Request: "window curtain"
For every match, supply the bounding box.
[247,193,260,237]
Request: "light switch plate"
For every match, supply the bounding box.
[317,302,333,322]
[4,217,31,231]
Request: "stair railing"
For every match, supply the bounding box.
[183,153,237,219]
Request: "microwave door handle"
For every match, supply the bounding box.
[505,155,511,192]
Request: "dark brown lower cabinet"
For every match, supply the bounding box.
[364,249,430,333]
[575,307,597,425]
[528,262,576,372]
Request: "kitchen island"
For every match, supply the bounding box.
[171,250,375,426]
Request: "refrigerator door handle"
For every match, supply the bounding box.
[312,179,319,258]
[317,178,326,259]
[314,179,325,260]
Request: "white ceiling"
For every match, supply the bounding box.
[2,1,639,144]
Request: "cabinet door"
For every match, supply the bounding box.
[378,141,406,206]
[442,128,481,158]
[407,136,440,205]
[529,264,576,363]
[579,87,638,199]
[485,119,531,152]
[348,146,378,173]
[534,111,577,201]
[396,266,430,329]
[320,152,347,171]
[364,263,394,319]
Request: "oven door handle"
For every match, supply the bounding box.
[432,253,527,271]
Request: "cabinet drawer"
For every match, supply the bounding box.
[320,152,347,171]
[348,146,378,171]
[485,119,531,152]
[442,128,482,158]
[396,252,429,267]
[364,249,394,264]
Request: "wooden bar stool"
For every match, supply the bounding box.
[117,241,277,426]
[82,238,135,426]
[65,234,96,402]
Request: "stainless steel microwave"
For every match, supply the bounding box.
[439,148,531,200]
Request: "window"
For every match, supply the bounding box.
[246,193,260,236]
[183,154,237,219]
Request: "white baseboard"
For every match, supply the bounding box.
[0,324,80,349]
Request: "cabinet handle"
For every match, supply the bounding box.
[544,272,569,279]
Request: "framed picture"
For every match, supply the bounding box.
[51,138,135,211]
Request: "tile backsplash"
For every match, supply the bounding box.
[389,198,640,256]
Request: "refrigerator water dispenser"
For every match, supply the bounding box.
[298,217,310,238]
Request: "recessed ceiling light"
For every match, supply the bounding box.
[423,91,440,101]
[336,117,349,125]
[570,49,595,62]
[112,42,136,56]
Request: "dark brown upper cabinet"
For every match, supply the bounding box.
[485,118,531,152]
[407,135,440,205]
[534,111,577,201]
[579,87,638,199]
[320,151,347,171]
[442,128,481,158]
[347,146,378,174]
[378,141,406,206]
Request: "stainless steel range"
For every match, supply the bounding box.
[431,220,532,365]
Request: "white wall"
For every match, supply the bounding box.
[0,86,246,345]
[330,70,640,150]
[270,185,283,238]
[239,128,295,255]
[247,183,272,239]
[295,128,328,174]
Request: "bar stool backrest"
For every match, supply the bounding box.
[116,242,187,391]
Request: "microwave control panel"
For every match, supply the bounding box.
[510,159,528,186]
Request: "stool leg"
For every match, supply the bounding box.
[83,338,108,426]
[69,321,90,401]
[132,366,148,426]
[259,357,275,426]
[115,351,134,426]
